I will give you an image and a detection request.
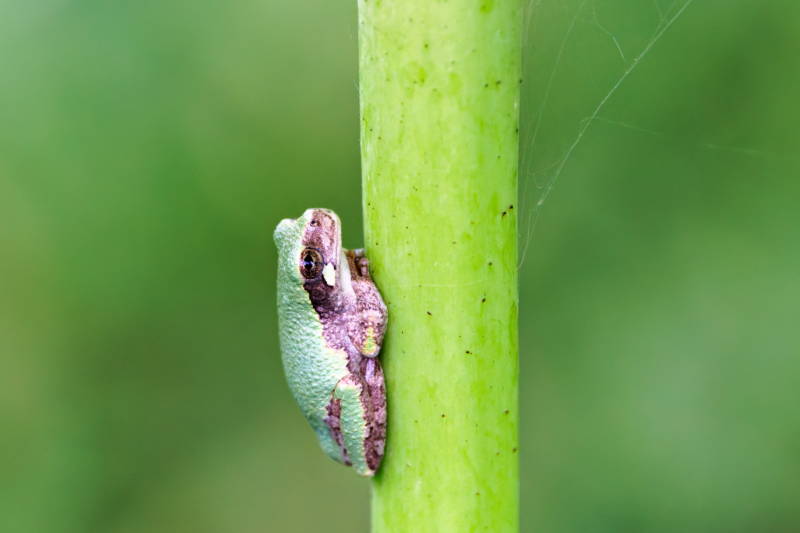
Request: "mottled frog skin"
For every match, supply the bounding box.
[273,208,387,477]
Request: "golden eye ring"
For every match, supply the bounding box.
[299,248,324,280]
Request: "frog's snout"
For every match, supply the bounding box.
[273,217,298,248]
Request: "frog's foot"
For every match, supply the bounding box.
[323,361,386,477]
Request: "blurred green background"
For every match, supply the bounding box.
[1,0,798,531]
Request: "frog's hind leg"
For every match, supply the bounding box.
[323,364,385,477]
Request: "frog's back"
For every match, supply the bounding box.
[274,215,349,462]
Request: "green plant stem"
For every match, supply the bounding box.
[359,1,522,530]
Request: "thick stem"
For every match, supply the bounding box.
[359,1,522,531]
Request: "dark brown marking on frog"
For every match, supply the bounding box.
[324,397,351,466]
[301,209,388,474]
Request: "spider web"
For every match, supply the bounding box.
[518,0,694,267]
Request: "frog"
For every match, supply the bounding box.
[273,208,388,477]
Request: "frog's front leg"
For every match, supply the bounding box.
[344,249,388,357]
[324,357,386,477]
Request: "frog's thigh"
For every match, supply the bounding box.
[332,376,373,477]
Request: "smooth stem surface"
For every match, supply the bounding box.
[359,1,522,531]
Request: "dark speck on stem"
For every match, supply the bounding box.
[427,311,432,316]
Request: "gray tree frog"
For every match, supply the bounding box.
[273,208,388,477]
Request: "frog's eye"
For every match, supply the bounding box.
[299,248,324,280]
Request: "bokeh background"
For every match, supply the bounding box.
[1,0,798,531]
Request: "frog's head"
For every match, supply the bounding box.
[274,208,342,291]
